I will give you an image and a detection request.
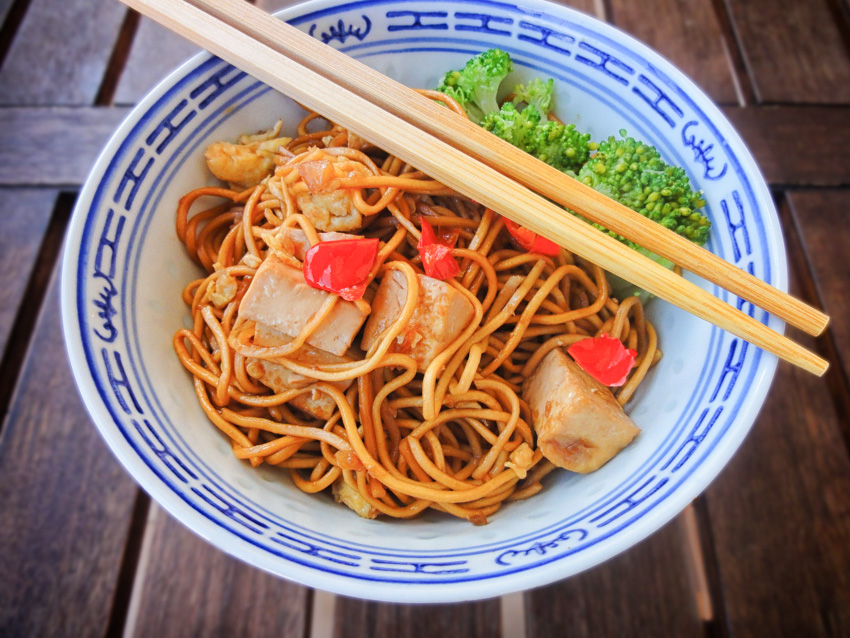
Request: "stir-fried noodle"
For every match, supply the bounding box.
[174,100,659,524]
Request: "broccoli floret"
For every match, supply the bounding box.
[512,77,554,115]
[481,102,542,148]
[437,49,512,123]
[526,118,594,175]
[577,129,709,246]
[576,129,711,300]
[482,102,593,175]
[437,52,712,303]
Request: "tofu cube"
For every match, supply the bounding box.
[245,323,355,420]
[360,271,475,371]
[522,348,640,473]
[246,359,340,421]
[238,254,369,356]
[332,479,378,519]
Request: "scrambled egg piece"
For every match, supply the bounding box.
[293,157,371,232]
[205,120,291,189]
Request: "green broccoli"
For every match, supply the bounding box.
[577,129,709,245]
[482,102,594,175]
[526,118,594,176]
[512,77,554,115]
[576,129,710,299]
[480,102,542,148]
[436,51,712,302]
[436,49,512,123]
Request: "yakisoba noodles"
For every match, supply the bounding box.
[173,94,660,525]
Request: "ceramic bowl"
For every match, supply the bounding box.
[62,0,783,602]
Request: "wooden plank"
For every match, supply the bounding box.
[114,17,202,106]
[703,359,850,635]
[5,103,845,190]
[124,503,310,636]
[702,234,850,637]
[722,106,850,187]
[0,106,131,186]
[788,190,850,371]
[0,271,139,637]
[525,515,702,637]
[0,189,54,359]
[550,0,598,17]
[333,596,501,638]
[115,0,599,105]
[724,0,850,104]
[0,0,126,105]
[608,0,739,104]
[113,0,320,106]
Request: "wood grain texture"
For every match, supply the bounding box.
[124,503,310,638]
[788,190,850,369]
[4,103,844,190]
[0,106,131,186]
[0,0,127,105]
[333,596,500,638]
[703,363,850,635]
[525,516,702,638]
[724,0,850,104]
[116,0,598,107]
[702,244,850,638]
[0,272,139,637]
[608,0,738,104]
[114,17,202,105]
[0,189,54,358]
[722,106,850,186]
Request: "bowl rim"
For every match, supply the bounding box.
[61,0,784,602]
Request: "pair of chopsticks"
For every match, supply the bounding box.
[119,0,830,375]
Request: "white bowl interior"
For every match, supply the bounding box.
[63,0,784,602]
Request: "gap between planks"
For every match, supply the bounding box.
[0,0,34,68]
[0,191,72,431]
[95,8,141,106]
[304,588,528,638]
[780,191,850,460]
[308,589,336,638]
[709,0,755,106]
[105,489,151,638]
[121,500,161,638]
[680,504,714,623]
[592,0,607,21]
[117,505,715,638]
[113,507,714,638]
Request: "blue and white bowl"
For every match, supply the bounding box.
[62,0,783,602]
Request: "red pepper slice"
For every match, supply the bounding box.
[303,238,379,301]
[418,219,460,280]
[502,218,561,256]
[567,334,637,387]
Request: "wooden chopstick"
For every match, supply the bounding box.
[117,0,829,376]
[191,0,828,339]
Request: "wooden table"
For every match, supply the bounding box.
[2,0,849,635]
